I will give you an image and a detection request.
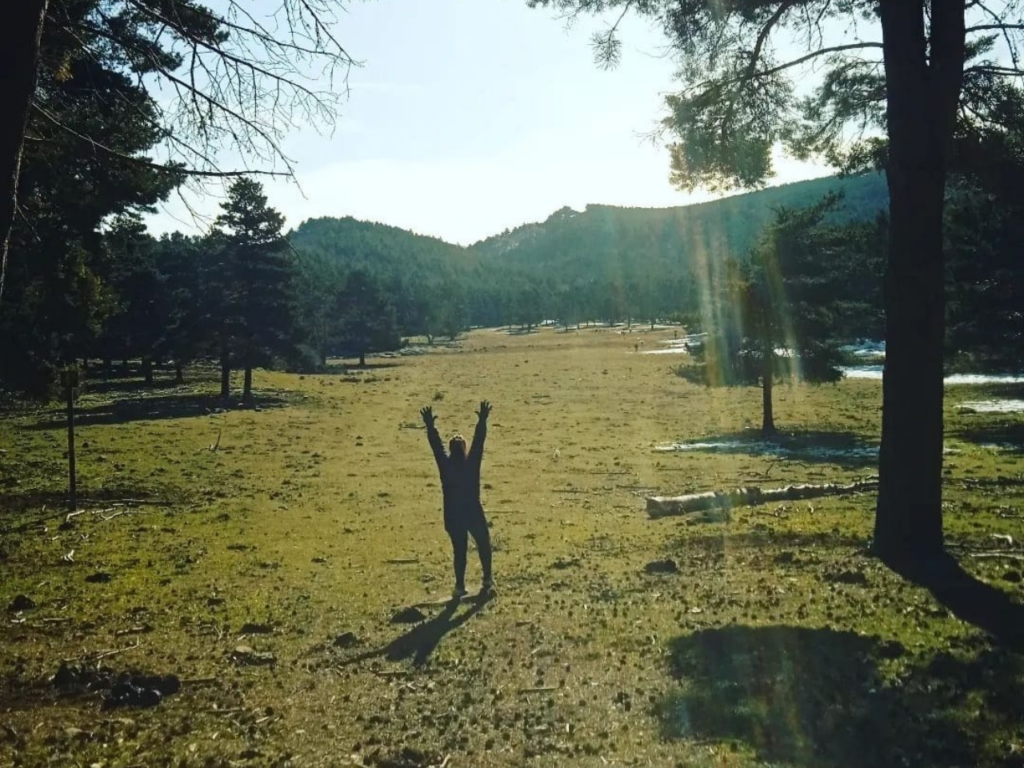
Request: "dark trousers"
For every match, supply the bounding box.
[446,510,492,589]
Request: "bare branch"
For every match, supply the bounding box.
[746,0,800,79]
[682,42,884,97]
[30,103,290,179]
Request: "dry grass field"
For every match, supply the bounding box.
[1,326,1022,768]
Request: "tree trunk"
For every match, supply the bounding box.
[359,351,366,367]
[142,355,153,385]
[874,0,965,565]
[220,334,230,399]
[0,0,49,306]
[243,365,253,403]
[121,357,129,373]
[242,336,254,403]
[103,358,111,380]
[761,352,776,438]
[174,363,184,384]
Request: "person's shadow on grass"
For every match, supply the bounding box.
[342,595,491,668]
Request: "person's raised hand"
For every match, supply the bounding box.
[477,400,492,421]
[420,406,436,427]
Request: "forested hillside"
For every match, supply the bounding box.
[470,173,888,265]
[289,173,889,332]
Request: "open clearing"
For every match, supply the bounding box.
[1,327,1023,768]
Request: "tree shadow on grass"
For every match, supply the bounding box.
[341,597,489,668]
[655,625,1022,767]
[894,553,1024,651]
[20,392,289,429]
[323,361,402,373]
[953,382,1024,400]
[0,486,158,518]
[658,429,879,470]
[82,373,216,397]
[951,421,1024,454]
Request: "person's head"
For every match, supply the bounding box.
[449,434,467,461]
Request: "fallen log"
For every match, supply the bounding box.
[646,479,879,519]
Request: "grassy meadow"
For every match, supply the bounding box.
[1,326,1022,768]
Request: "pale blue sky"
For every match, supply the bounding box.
[146,0,832,245]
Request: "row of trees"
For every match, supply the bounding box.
[0,177,405,400]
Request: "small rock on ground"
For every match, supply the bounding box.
[644,559,679,575]
[333,632,358,648]
[7,594,35,612]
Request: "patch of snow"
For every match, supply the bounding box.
[840,340,886,358]
[841,367,1024,385]
[945,373,1024,385]
[840,365,885,380]
[656,440,966,458]
[642,333,707,355]
[654,440,878,460]
[957,399,1024,413]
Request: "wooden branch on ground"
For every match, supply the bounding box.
[107,499,173,506]
[63,639,140,663]
[969,551,1024,561]
[646,479,879,519]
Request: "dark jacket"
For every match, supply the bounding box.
[426,415,487,527]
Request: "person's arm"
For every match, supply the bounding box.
[468,400,491,467]
[420,406,446,468]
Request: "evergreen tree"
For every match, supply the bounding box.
[157,233,208,383]
[1,0,354,300]
[337,270,401,366]
[687,197,878,435]
[96,216,167,384]
[0,8,175,397]
[294,250,346,368]
[213,178,295,403]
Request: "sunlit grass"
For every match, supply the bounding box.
[0,326,1021,767]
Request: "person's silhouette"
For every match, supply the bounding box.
[421,401,494,599]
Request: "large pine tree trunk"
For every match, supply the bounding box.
[359,351,366,367]
[874,0,964,565]
[175,363,184,384]
[142,355,153,385]
[0,0,48,306]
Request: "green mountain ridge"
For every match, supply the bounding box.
[291,173,888,270]
[287,173,889,329]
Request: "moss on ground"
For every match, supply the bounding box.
[0,327,1022,767]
